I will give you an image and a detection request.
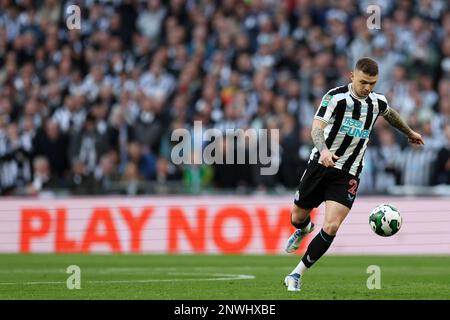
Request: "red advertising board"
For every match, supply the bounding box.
[0,196,448,255]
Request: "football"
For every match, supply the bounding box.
[369,204,402,237]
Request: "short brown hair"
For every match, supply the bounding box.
[355,57,378,76]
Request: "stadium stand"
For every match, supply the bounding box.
[0,0,449,196]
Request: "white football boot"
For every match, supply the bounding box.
[284,222,315,253]
[284,273,302,292]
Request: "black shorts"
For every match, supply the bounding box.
[294,160,360,209]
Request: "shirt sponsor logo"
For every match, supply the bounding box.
[339,117,370,139]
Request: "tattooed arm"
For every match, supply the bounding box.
[382,108,412,135]
[311,127,327,152]
[382,108,425,145]
[311,119,339,167]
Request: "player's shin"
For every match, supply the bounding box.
[301,228,335,268]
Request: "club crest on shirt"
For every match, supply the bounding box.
[373,101,379,113]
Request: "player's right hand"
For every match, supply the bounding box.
[319,149,339,167]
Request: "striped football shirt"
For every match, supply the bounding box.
[310,83,390,177]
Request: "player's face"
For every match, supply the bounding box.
[351,69,378,98]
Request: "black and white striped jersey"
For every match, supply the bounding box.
[310,83,390,177]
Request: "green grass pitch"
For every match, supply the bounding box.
[0,254,449,300]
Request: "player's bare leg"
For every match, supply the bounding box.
[284,204,315,291]
[284,204,315,253]
[291,204,311,227]
[322,200,350,236]
[285,201,350,291]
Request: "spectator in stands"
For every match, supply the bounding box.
[137,0,167,43]
[67,159,95,195]
[278,113,301,188]
[374,129,402,192]
[155,157,182,184]
[396,142,436,187]
[93,153,121,194]
[52,95,86,134]
[26,155,59,196]
[133,96,164,154]
[121,161,144,195]
[183,149,213,194]
[68,113,104,175]
[433,124,450,185]
[37,0,61,25]
[32,119,69,178]
[126,141,156,180]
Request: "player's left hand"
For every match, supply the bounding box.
[407,131,424,145]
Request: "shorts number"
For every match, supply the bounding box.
[348,179,358,195]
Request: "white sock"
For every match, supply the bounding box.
[291,260,309,276]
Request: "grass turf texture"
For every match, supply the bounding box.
[0,254,449,300]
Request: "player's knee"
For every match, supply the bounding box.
[291,216,303,228]
[323,222,340,236]
[291,208,309,227]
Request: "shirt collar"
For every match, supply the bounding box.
[348,83,369,101]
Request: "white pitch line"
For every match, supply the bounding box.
[0,269,66,274]
[0,281,65,285]
[0,265,288,275]
[0,273,255,286]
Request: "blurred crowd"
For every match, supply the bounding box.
[0,0,449,196]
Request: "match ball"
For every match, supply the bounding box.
[369,204,402,237]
